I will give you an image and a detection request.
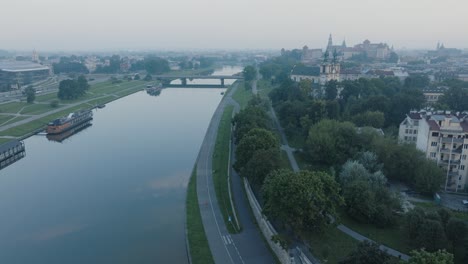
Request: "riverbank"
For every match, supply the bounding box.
[0,80,148,144]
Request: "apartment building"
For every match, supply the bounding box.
[399,110,468,192]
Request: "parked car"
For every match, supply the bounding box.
[462,200,468,206]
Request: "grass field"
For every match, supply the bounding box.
[212,105,240,234]
[0,79,148,140]
[338,211,411,254]
[0,103,91,137]
[232,81,253,109]
[0,102,29,114]
[307,226,358,264]
[186,166,215,264]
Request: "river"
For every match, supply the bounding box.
[0,66,242,263]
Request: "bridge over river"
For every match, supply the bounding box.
[153,75,243,87]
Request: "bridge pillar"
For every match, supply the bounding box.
[221,78,225,87]
[182,78,187,86]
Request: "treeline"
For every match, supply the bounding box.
[233,96,344,240]
[57,75,89,100]
[129,56,170,74]
[53,57,89,74]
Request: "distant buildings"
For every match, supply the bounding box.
[0,61,50,89]
[290,58,340,85]
[399,110,468,192]
[322,35,392,61]
[428,43,462,58]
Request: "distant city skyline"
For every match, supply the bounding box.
[2,0,467,51]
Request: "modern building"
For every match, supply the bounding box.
[399,110,468,192]
[0,61,50,89]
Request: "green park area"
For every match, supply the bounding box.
[0,79,148,141]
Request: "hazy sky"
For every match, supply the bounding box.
[2,0,467,51]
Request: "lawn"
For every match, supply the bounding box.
[338,211,411,254]
[186,166,215,264]
[0,102,28,114]
[257,79,277,98]
[280,150,291,170]
[0,115,17,125]
[212,105,241,234]
[20,103,62,115]
[0,103,91,137]
[0,116,28,126]
[306,226,358,264]
[413,201,468,222]
[232,81,253,109]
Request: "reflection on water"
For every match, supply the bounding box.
[46,121,93,143]
[0,139,26,171]
[0,66,242,264]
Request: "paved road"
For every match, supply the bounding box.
[196,82,275,264]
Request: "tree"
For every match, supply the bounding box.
[57,76,89,100]
[144,57,170,74]
[144,74,152,81]
[240,148,281,186]
[339,160,387,188]
[234,128,279,172]
[24,85,35,103]
[50,100,59,108]
[243,65,257,82]
[232,106,270,143]
[351,111,385,128]
[446,218,467,249]
[262,170,344,235]
[340,241,393,264]
[325,80,338,100]
[406,249,454,264]
[134,74,140,80]
[413,158,445,194]
[305,120,360,168]
[438,86,468,112]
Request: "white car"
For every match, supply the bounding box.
[462,200,468,206]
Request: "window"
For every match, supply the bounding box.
[414,130,418,134]
[404,136,408,140]
[464,144,468,149]
[405,129,408,134]
[431,142,437,146]
[432,132,439,137]
[413,137,417,141]
[430,152,436,158]
[463,155,467,160]
[461,165,466,170]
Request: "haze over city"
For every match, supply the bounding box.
[2,0,467,51]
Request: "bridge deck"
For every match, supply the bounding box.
[153,75,243,79]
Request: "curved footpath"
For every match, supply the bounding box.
[195,82,275,264]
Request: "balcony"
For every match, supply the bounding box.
[439,159,461,165]
[439,148,463,154]
[441,137,465,144]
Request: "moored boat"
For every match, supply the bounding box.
[47,110,93,134]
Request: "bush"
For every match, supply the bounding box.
[50,100,59,108]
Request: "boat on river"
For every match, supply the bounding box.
[47,110,93,134]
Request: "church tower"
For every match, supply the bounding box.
[32,49,39,62]
[327,34,333,51]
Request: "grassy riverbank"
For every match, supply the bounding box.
[212,105,241,234]
[0,80,147,141]
[186,166,215,264]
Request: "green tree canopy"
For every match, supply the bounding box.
[340,241,393,264]
[243,65,257,82]
[406,249,454,264]
[262,170,344,235]
[24,85,35,103]
[233,128,279,172]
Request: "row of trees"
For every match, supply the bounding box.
[57,75,89,100]
[233,96,344,238]
[340,241,454,264]
[52,56,89,74]
[305,119,444,194]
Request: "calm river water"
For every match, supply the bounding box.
[0,66,242,263]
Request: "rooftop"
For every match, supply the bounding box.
[291,65,320,76]
[0,61,49,72]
